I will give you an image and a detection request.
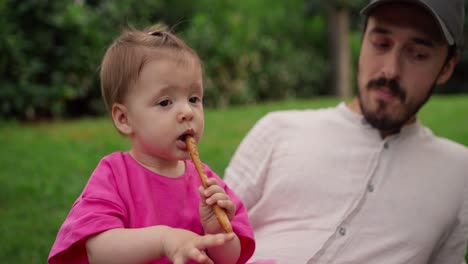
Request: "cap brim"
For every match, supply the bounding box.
[360,0,454,45]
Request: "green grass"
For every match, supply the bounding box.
[0,96,467,263]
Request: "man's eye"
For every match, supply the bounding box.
[413,53,428,60]
[369,35,391,51]
[373,41,389,50]
[158,100,171,106]
[408,48,429,61]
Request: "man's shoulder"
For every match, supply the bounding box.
[260,105,341,127]
[431,135,468,157]
[420,129,468,165]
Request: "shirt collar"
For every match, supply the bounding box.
[336,102,422,140]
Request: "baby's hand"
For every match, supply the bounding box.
[199,178,236,233]
[163,227,236,264]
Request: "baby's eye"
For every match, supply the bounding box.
[158,99,172,107]
[189,96,201,104]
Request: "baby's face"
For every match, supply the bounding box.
[124,55,204,165]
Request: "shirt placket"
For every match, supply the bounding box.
[307,140,390,263]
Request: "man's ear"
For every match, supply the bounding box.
[436,54,460,85]
[112,103,133,136]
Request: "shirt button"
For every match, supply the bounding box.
[338,227,346,236]
[367,184,375,192]
[383,142,389,149]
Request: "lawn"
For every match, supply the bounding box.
[0,96,467,263]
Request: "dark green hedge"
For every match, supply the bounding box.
[1,0,467,120]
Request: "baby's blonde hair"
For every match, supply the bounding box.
[99,24,200,113]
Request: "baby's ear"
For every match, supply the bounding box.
[111,103,132,135]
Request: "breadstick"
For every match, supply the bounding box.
[185,135,233,233]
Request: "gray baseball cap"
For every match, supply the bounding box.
[361,0,465,51]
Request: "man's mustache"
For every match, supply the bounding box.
[367,77,406,101]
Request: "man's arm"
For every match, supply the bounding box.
[428,180,468,264]
[224,113,278,210]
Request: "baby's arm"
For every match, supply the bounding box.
[86,225,235,264]
[199,178,242,264]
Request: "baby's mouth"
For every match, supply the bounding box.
[177,129,195,150]
[178,129,194,141]
[178,134,187,141]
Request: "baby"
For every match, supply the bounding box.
[48,25,255,264]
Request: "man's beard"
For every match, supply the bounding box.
[357,76,434,133]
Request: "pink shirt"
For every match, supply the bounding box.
[225,103,468,264]
[49,152,255,264]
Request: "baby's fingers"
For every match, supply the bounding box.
[202,181,226,198]
[204,178,222,188]
[198,233,236,249]
[205,192,230,206]
[173,249,212,264]
[216,198,236,212]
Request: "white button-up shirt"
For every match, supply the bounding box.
[224,103,468,264]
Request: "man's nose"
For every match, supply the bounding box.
[381,50,402,80]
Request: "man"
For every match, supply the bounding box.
[224,0,468,263]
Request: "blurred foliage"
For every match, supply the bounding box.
[306,0,365,11]
[0,0,196,120]
[184,0,329,107]
[0,0,467,119]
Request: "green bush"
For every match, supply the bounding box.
[0,0,330,118]
[0,1,100,119]
[183,0,329,107]
[0,0,195,120]
[1,0,467,120]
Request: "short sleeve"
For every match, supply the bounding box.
[48,158,127,264]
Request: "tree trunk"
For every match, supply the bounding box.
[327,5,352,99]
